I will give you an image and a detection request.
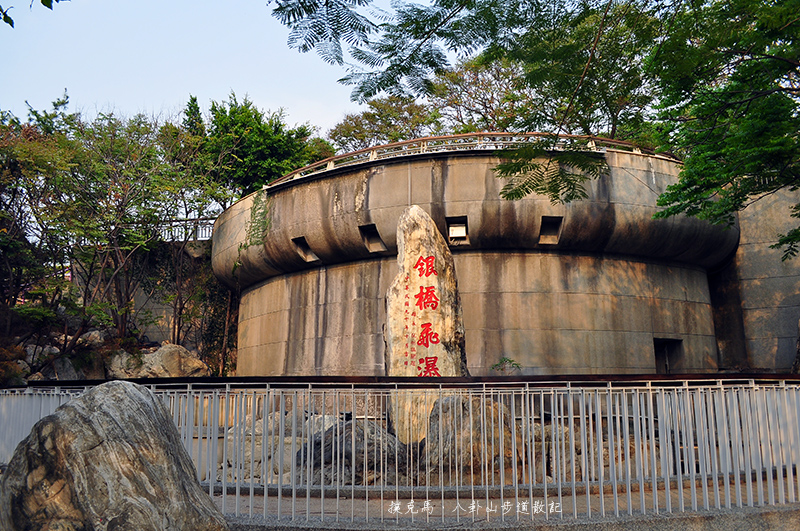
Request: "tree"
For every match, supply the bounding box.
[0,96,87,370]
[499,1,659,139]
[204,93,319,197]
[305,136,336,162]
[1,98,215,367]
[40,112,170,345]
[0,91,336,382]
[327,95,442,153]
[272,0,800,255]
[273,0,658,202]
[327,60,541,151]
[649,0,800,258]
[427,58,536,133]
[148,103,230,347]
[0,122,62,337]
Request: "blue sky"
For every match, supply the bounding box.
[0,0,364,135]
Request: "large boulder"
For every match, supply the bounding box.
[106,343,210,379]
[295,419,409,486]
[77,329,109,349]
[384,205,468,378]
[221,412,338,484]
[0,380,228,531]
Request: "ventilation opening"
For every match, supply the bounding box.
[654,338,683,375]
[538,216,563,245]
[446,216,469,246]
[291,236,320,263]
[358,224,387,253]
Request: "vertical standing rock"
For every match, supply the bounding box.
[0,380,229,531]
[385,205,469,443]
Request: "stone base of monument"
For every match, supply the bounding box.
[388,389,448,445]
[423,395,522,484]
[289,394,582,489]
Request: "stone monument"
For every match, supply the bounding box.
[384,205,469,443]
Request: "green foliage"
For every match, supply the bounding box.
[491,357,522,373]
[0,91,277,377]
[328,95,442,153]
[205,92,317,196]
[304,137,336,162]
[501,2,659,138]
[495,136,608,203]
[272,0,379,65]
[183,95,206,137]
[246,190,273,249]
[427,58,535,133]
[11,302,56,326]
[650,0,800,258]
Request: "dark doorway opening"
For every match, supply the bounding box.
[654,338,683,374]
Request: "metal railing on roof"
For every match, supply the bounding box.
[269,132,671,190]
[2,377,799,525]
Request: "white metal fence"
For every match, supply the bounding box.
[2,379,800,524]
[157,218,215,242]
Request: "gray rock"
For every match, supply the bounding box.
[232,412,338,439]
[40,356,80,381]
[77,329,108,349]
[425,395,522,486]
[221,412,340,483]
[0,380,228,531]
[106,343,211,379]
[295,419,410,486]
[384,205,469,443]
[24,345,59,366]
[14,360,30,376]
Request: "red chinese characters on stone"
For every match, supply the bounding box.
[414,286,439,311]
[418,356,441,377]
[417,323,440,348]
[414,256,438,278]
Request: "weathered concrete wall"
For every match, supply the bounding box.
[730,189,800,370]
[214,149,739,376]
[236,252,716,376]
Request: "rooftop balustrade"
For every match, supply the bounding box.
[269,132,676,190]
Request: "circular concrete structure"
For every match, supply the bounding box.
[212,136,739,376]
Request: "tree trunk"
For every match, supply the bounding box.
[220,290,232,375]
[792,318,800,374]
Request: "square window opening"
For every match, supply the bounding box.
[538,216,563,245]
[446,216,469,246]
[291,236,321,263]
[358,224,387,253]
